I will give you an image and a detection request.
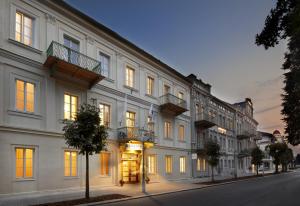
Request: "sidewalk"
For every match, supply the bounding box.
[0,175,253,206]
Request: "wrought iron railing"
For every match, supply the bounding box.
[159,93,187,109]
[237,131,255,139]
[195,112,217,124]
[46,41,102,74]
[117,127,155,142]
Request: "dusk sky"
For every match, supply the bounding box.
[66,0,287,134]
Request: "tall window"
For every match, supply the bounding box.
[147,117,154,132]
[179,156,186,173]
[148,155,156,174]
[126,111,136,138]
[64,151,77,177]
[164,121,171,138]
[178,92,184,100]
[164,85,170,95]
[197,157,206,171]
[147,76,154,96]
[125,66,134,87]
[63,36,80,65]
[100,153,110,176]
[99,52,110,77]
[64,94,78,120]
[165,155,172,174]
[16,79,35,112]
[178,125,185,141]
[99,104,110,127]
[15,12,33,46]
[197,158,201,171]
[15,148,34,178]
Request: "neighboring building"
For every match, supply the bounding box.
[188,75,259,178]
[257,131,275,171]
[0,0,192,194]
[273,130,285,143]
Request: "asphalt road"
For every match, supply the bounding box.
[103,170,300,206]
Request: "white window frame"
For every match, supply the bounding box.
[125,66,135,88]
[146,76,154,96]
[15,79,36,113]
[179,156,186,174]
[178,125,185,141]
[99,103,111,127]
[64,150,78,177]
[148,154,157,174]
[99,52,110,77]
[14,146,35,180]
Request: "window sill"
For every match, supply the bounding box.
[164,137,173,141]
[98,175,111,178]
[104,77,115,83]
[14,178,36,182]
[8,38,43,54]
[178,140,186,143]
[145,94,157,100]
[64,176,80,180]
[123,85,138,92]
[8,109,42,119]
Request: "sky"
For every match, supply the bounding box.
[66,0,287,134]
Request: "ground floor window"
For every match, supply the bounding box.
[148,155,156,174]
[165,155,172,174]
[15,148,34,178]
[64,151,78,177]
[197,157,206,171]
[179,156,186,173]
[100,152,110,176]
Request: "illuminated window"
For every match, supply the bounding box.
[126,111,136,138]
[164,85,170,95]
[147,76,154,96]
[164,121,171,138]
[15,148,34,178]
[64,151,77,177]
[99,52,110,77]
[165,155,172,174]
[16,79,35,112]
[197,158,201,171]
[148,155,156,174]
[125,66,134,87]
[100,153,110,176]
[99,104,110,127]
[203,159,206,171]
[178,125,185,141]
[178,92,184,100]
[197,157,206,171]
[64,94,78,120]
[179,156,186,173]
[15,12,33,46]
[147,117,154,132]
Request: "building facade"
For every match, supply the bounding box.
[257,131,275,172]
[188,75,259,178]
[0,0,192,194]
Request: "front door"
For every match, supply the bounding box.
[122,160,138,183]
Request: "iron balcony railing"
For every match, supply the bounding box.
[237,131,255,139]
[117,127,155,142]
[159,93,187,109]
[195,112,217,124]
[46,41,102,74]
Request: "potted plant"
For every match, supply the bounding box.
[119,179,125,187]
[145,176,150,184]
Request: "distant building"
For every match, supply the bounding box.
[257,131,275,171]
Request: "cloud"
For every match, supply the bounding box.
[260,123,284,131]
[254,104,281,114]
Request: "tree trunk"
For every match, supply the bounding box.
[275,164,278,173]
[85,152,89,199]
[256,164,259,176]
[211,166,214,182]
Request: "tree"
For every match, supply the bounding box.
[251,147,264,176]
[204,139,221,182]
[256,0,300,145]
[267,143,288,173]
[280,147,294,171]
[63,104,108,199]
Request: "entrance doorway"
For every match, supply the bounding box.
[121,153,140,183]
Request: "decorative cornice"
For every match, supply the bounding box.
[45,13,57,25]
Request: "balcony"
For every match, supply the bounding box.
[117,127,155,143]
[238,149,251,158]
[159,93,188,116]
[44,41,105,88]
[237,131,254,140]
[194,112,217,129]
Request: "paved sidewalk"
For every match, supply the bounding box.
[0,174,253,206]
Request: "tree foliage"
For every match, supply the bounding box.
[63,104,108,198]
[256,0,300,145]
[251,147,264,175]
[267,142,291,173]
[203,139,221,182]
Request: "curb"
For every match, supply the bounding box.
[79,172,289,206]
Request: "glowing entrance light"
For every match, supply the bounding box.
[125,142,142,151]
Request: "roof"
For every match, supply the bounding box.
[41,0,191,85]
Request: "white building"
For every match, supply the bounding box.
[0,0,192,194]
[257,131,275,171]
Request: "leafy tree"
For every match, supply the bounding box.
[256,0,300,145]
[63,104,108,199]
[280,147,294,171]
[204,139,221,182]
[251,147,264,175]
[267,143,288,173]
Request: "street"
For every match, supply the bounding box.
[103,170,300,206]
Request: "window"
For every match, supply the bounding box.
[147,76,154,96]
[178,125,185,141]
[64,94,78,120]
[164,121,171,138]
[202,159,206,171]
[164,85,170,95]
[125,66,134,88]
[197,157,206,171]
[179,156,186,173]
[165,155,172,174]
[15,148,34,178]
[100,153,110,176]
[147,117,154,132]
[197,158,201,171]
[15,12,33,46]
[99,52,110,77]
[64,151,77,177]
[63,36,80,65]
[148,155,156,174]
[15,79,35,112]
[99,104,110,127]
[126,111,136,138]
[178,92,184,100]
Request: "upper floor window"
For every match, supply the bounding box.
[178,92,184,100]
[15,12,33,46]
[16,79,35,113]
[15,148,34,178]
[147,76,154,96]
[64,94,78,120]
[99,103,110,127]
[178,125,185,141]
[125,66,135,88]
[99,52,110,77]
[63,36,80,65]
[164,85,170,95]
[126,111,135,127]
[164,121,171,138]
[147,116,154,132]
[64,151,77,177]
